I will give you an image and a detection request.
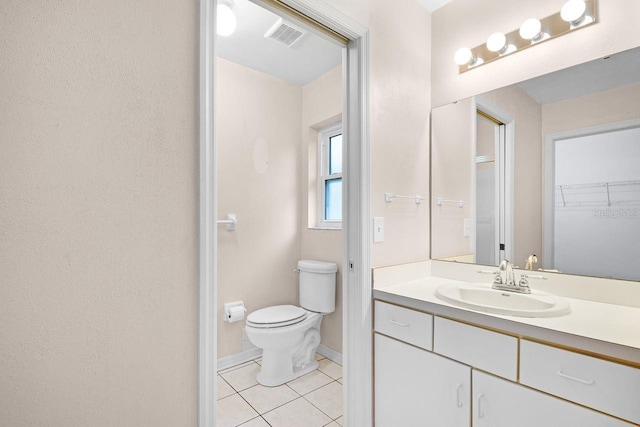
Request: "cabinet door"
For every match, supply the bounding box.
[473,370,632,427]
[375,333,470,427]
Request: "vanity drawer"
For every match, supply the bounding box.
[374,301,433,350]
[520,340,640,424]
[433,317,518,381]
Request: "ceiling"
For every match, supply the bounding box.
[417,0,454,12]
[216,0,342,86]
[518,47,640,104]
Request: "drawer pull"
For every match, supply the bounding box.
[388,319,410,327]
[477,393,485,418]
[556,370,595,385]
[456,383,463,408]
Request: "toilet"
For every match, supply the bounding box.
[245,260,337,387]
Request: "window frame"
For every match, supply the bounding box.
[317,122,343,229]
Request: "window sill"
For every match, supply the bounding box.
[308,225,342,231]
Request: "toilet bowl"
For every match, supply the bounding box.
[245,260,337,386]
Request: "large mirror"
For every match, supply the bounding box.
[431,46,640,282]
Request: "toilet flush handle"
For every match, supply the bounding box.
[294,268,300,273]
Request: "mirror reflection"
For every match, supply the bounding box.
[431,46,640,281]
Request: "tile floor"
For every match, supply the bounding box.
[218,354,343,427]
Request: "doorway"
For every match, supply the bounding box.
[198,1,371,426]
[474,97,514,265]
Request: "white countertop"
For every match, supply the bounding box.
[373,275,640,365]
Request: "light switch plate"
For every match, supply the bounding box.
[373,217,384,242]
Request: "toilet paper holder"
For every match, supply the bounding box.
[224,301,247,323]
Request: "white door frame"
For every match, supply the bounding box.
[474,96,515,263]
[542,118,640,269]
[197,1,371,426]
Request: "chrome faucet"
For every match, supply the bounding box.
[492,259,531,294]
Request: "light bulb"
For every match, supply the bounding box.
[454,47,473,66]
[561,0,586,23]
[519,18,543,41]
[486,32,507,53]
[217,0,237,37]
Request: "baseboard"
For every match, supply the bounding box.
[317,344,343,366]
[217,347,262,372]
[217,344,342,372]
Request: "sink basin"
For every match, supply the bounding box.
[435,282,571,318]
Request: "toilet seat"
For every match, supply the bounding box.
[246,305,307,329]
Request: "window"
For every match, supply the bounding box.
[318,123,343,228]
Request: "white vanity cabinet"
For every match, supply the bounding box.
[473,370,631,427]
[373,300,639,426]
[374,302,471,427]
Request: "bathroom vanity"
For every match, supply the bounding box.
[372,261,640,426]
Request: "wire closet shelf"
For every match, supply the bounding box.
[555,180,640,208]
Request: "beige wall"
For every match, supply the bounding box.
[1,0,433,424]
[431,98,474,259]
[432,0,640,107]
[216,58,302,358]
[0,1,198,426]
[481,85,543,267]
[301,66,343,352]
[368,0,432,267]
[542,81,640,135]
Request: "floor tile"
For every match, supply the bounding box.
[217,375,236,400]
[304,381,343,419]
[239,416,270,427]
[221,363,261,392]
[263,397,332,427]
[287,370,333,395]
[217,394,259,427]
[314,353,325,361]
[337,377,343,384]
[317,359,342,380]
[334,415,343,426]
[323,423,340,427]
[219,360,255,375]
[240,383,299,414]
[255,357,262,366]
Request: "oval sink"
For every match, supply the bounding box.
[435,282,571,318]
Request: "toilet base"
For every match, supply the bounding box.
[256,359,319,387]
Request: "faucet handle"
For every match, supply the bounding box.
[519,274,530,288]
[493,271,504,285]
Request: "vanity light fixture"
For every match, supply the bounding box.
[519,18,547,43]
[455,0,597,73]
[561,0,593,28]
[486,32,515,55]
[217,0,237,37]
[454,47,483,67]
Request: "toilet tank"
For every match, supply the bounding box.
[298,260,337,314]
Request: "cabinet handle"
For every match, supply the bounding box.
[556,370,595,385]
[477,393,484,419]
[388,319,409,327]
[456,383,463,408]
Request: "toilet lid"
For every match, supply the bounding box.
[246,305,307,328]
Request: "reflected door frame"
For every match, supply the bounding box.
[198,1,371,426]
[475,96,515,264]
[543,117,640,270]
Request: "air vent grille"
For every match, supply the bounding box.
[264,18,306,47]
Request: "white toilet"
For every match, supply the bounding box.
[245,260,337,387]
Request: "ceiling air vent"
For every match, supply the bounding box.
[264,18,306,48]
